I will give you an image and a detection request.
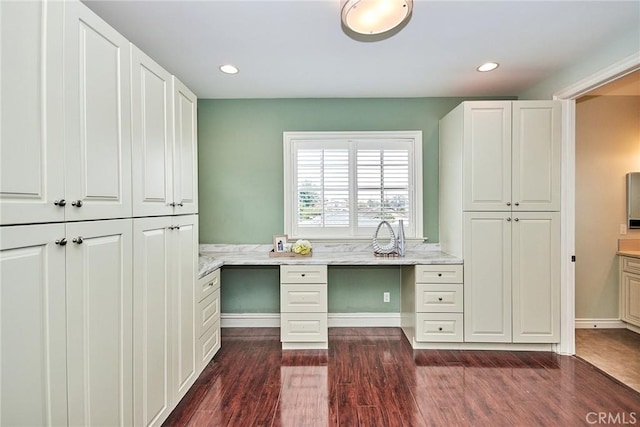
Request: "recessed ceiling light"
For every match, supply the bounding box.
[477,62,499,72]
[219,64,239,75]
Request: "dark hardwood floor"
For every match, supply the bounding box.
[164,328,640,426]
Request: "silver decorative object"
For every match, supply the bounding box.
[372,221,398,256]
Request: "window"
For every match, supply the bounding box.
[284,131,423,240]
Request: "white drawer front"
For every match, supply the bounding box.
[415,264,463,283]
[622,256,640,274]
[198,269,220,302]
[197,288,220,338]
[198,319,220,369]
[281,284,327,313]
[280,265,327,284]
[281,313,328,342]
[415,313,463,342]
[416,284,463,313]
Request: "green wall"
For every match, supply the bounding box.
[198,97,505,313]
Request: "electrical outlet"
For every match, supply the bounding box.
[620,224,628,235]
[383,292,390,303]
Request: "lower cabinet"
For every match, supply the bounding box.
[620,256,640,328]
[280,265,328,349]
[196,269,221,372]
[133,215,199,427]
[401,264,464,344]
[1,219,133,427]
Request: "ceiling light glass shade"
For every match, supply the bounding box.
[341,0,413,35]
[219,64,239,74]
[477,62,499,72]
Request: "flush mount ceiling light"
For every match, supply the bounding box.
[341,0,413,35]
[219,64,239,75]
[477,62,499,72]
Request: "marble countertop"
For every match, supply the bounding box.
[198,242,462,278]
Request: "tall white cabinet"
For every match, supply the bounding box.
[1,1,202,426]
[440,100,561,344]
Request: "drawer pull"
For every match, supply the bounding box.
[438,297,443,301]
[438,327,443,331]
[437,273,442,277]
[301,273,306,277]
[208,282,214,287]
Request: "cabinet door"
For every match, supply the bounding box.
[0,224,68,426]
[621,271,640,327]
[66,219,133,426]
[133,217,173,427]
[512,212,560,343]
[131,46,174,217]
[64,1,132,221]
[0,0,65,225]
[171,215,198,402]
[512,101,561,211]
[463,101,512,211]
[172,78,198,215]
[464,212,512,342]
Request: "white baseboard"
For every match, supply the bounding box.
[221,312,401,328]
[574,318,626,329]
[626,323,640,334]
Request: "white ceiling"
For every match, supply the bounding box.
[82,0,640,99]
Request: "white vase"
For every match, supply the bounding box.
[397,219,406,256]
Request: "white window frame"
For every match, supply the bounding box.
[283,131,423,241]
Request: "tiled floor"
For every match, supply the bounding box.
[575,328,640,392]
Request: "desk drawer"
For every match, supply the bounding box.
[197,288,220,338]
[198,319,220,368]
[415,265,463,283]
[198,269,220,302]
[281,284,327,313]
[622,256,640,274]
[415,313,463,342]
[280,265,327,284]
[416,284,463,313]
[281,313,328,342]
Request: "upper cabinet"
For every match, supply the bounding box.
[452,101,561,212]
[130,48,198,217]
[64,1,132,221]
[0,0,65,225]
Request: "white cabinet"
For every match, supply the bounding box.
[64,1,132,221]
[196,270,221,373]
[463,212,560,343]
[66,219,133,426]
[620,256,640,328]
[440,100,561,346]
[455,101,561,212]
[280,265,328,349]
[401,265,464,345]
[130,48,198,217]
[0,0,65,225]
[0,224,68,426]
[133,215,198,427]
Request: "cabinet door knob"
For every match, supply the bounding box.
[72,236,84,244]
[437,273,442,277]
[169,202,176,207]
[175,225,181,230]
[438,327,443,331]
[168,226,174,230]
[438,297,443,301]
[177,202,184,207]
[514,202,520,206]
[506,217,511,222]
[301,273,306,277]
[506,202,511,206]
[514,218,519,222]
[54,199,66,207]
[71,200,83,207]
[55,238,67,246]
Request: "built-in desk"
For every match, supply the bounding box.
[198,243,462,350]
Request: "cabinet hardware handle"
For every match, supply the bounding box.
[514,202,520,206]
[208,282,214,287]
[506,202,511,206]
[438,327,443,331]
[437,273,442,277]
[72,236,84,244]
[168,226,174,230]
[71,200,83,207]
[514,218,519,222]
[438,297,443,301]
[175,225,181,230]
[301,273,306,277]
[54,199,66,207]
[506,217,511,222]
[55,238,67,246]
[177,202,184,207]
[169,202,176,207]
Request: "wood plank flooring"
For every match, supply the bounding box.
[576,328,640,392]
[164,328,640,426]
